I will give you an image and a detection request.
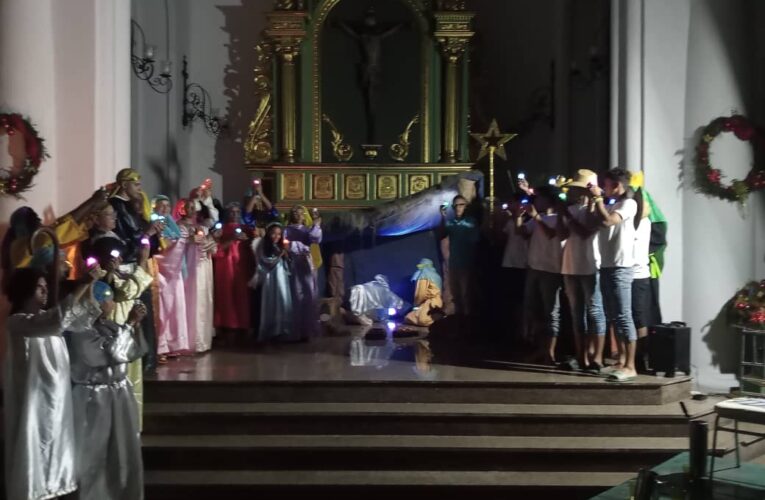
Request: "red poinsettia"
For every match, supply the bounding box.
[707,169,721,184]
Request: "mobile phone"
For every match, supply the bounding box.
[501,203,509,210]
[235,227,243,234]
[520,198,530,205]
[548,177,557,186]
[517,172,526,180]
[85,256,98,268]
[140,237,150,246]
[214,222,223,230]
[253,178,261,186]
[440,202,449,210]
[109,249,120,258]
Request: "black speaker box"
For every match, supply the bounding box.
[648,322,691,377]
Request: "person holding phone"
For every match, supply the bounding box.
[213,202,253,346]
[244,178,279,228]
[66,282,147,500]
[152,195,191,362]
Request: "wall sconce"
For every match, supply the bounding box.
[131,20,172,94]
[182,56,226,136]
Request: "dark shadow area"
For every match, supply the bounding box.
[148,138,182,197]
[701,302,741,377]
[215,0,271,205]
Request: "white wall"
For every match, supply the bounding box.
[615,0,765,392]
[131,0,269,204]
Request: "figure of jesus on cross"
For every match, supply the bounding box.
[334,7,406,145]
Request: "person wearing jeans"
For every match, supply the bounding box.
[590,168,640,381]
[517,182,566,364]
[560,169,607,371]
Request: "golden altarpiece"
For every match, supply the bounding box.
[244,0,475,211]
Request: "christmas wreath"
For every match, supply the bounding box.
[730,280,765,330]
[0,112,49,198]
[695,114,765,204]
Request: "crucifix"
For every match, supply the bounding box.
[335,7,406,145]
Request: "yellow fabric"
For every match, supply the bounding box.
[107,265,154,430]
[10,215,88,269]
[291,205,323,269]
[116,168,141,183]
[405,279,443,327]
[629,171,644,189]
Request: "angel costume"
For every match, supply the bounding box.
[249,233,294,341]
[4,294,100,500]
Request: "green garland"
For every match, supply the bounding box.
[0,112,49,198]
[695,115,765,204]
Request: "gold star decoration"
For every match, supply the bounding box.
[470,119,517,161]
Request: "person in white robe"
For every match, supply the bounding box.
[66,281,146,500]
[4,267,100,500]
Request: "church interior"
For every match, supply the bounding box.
[2,0,765,499]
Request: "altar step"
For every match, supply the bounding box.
[145,376,691,405]
[143,401,701,437]
[144,469,636,500]
[142,434,688,472]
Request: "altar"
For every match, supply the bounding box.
[241,0,477,212]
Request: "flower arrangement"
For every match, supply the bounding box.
[730,280,765,329]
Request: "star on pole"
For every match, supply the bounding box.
[470,119,517,161]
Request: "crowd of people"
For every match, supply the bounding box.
[1,168,323,500]
[0,165,664,499]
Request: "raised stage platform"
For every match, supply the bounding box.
[142,329,714,500]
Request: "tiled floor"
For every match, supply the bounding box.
[148,321,687,387]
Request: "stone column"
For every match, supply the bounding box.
[434,9,474,164]
[266,9,307,163]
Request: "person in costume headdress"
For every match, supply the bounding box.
[249,222,294,341]
[65,281,146,500]
[405,259,444,327]
[107,168,162,373]
[284,205,323,340]
[4,267,101,500]
[213,202,253,345]
[108,168,163,264]
[152,195,191,361]
[176,198,216,352]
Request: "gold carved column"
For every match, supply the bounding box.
[266,8,308,163]
[434,7,473,164]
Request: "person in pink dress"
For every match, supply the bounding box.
[212,202,253,347]
[175,198,216,353]
[152,195,191,363]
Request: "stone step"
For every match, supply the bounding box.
[144,376,692,405]
[143,400,714,437]
[142,434,688,472]
[144,469,634,500]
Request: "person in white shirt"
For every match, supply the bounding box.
[501,193,531,345]
[632,193,652,371]
[589,168,640,382]
[517,181,566,364]
[559,170,607,372]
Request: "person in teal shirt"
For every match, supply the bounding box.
[440,195,480,316]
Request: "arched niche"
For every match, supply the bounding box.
[304,0,435,163]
